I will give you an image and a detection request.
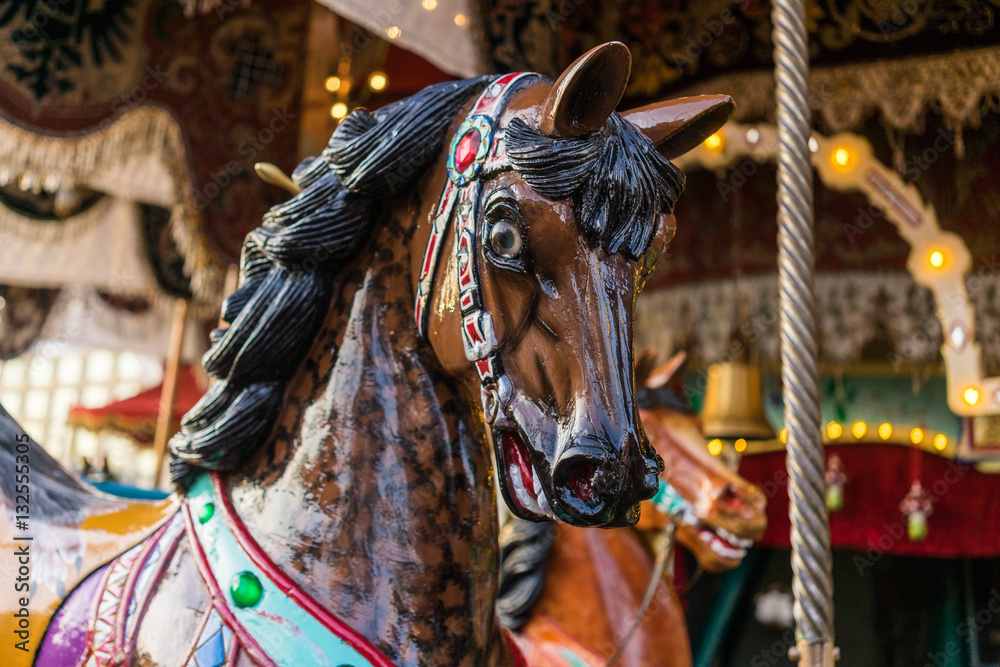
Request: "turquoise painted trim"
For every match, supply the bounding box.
[692,549,761,667]
[186,474,375,667]
[650,478,687,517]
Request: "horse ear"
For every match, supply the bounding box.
[539,42,631,137]
[646,351,687,389]
[621,95,735,159]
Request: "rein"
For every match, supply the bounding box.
[414,72,537,424]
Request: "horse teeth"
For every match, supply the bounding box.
[715,526,754,549]
[708,538,747,561]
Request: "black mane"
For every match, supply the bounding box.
[506,113,685,259]
[496,518,556,630]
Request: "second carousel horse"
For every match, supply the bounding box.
[499,352,767,666]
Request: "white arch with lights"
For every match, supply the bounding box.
[673,123,999,424]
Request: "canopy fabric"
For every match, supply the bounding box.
[315,0,480,78]
[68,367,206,445]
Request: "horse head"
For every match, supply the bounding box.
[419,44,734,527]
[636,351,767,570]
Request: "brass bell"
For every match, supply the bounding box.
[700,362,775,440]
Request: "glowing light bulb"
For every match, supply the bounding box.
[454,13,467,26]
[368,72,388,92]
[704,132,724,152]
[330,102,348,119]
[708,439,723,456]
[910,428,924,445]
[324,76,341,92]
[879,423,892,440]
[422,0,437,9]
[852,421,867,439]
[929,250,945,268]
[780,428,788,444]
[827,422,843,439]
[386,26,401,39]
[833,148,851,167]
[734,438,747,453]
[964,387,980,406]
[933,434,947,451]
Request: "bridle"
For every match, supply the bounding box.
[414,72,538,424]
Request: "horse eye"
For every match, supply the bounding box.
[490,221,522,258]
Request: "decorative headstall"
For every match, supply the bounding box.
[414,72,537,424]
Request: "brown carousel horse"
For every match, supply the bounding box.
[498,352,767,667]
[0,44,735,667]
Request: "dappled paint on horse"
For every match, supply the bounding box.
[0,44,735,667]
[500,352,767,666]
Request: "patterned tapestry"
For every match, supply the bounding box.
[0,0,310,296]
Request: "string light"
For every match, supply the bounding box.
[879,423,892,440]
[780,428,788,444]
[704,132,724,152]
[910,428,924,445]
[454,13,467,26]
[324,76,341,93]
[330,102,348,119]
[933,434,948,451]
[851,421,867,439]
[421,0,437,8]
[734,438,747,453]
[964,387,980,406]
[832,148,851,167]
[708,439,723,456]
[386,26,401,39]
[368,72,388,92]
[928,250,945,268]
[827,422,843,439]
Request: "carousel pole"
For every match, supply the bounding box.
[771,0,837,665]
[152,298,188,487]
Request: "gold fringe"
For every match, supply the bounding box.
[0,106,224,303]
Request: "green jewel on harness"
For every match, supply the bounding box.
[231,571,263,608]
[199,502,215,524]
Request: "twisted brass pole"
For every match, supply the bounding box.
[771,0,837,664]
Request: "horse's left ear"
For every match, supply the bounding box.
[621,95,735,160]
[540,41,632,137]
[646,351,687,389]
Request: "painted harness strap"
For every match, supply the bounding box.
[413,73,535,409]
[183,473,397,667]
[76,513,185,667]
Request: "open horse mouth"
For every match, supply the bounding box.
[499,430,558,521]
[695,523,755,561]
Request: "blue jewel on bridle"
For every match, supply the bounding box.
[414,72,537,424]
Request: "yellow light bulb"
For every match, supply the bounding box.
[780,428,788,444]
[929,250,945,268]
[879,423,892,440]
[964,387,980,406]
[708,439,723,456]
[851,421,867,439]
[368,72,388,92]
[910,428,924,445]
[827,422,843,439]
[324,76,341,93]
[833,148,851,167]
[421,0,437,9]
[704,132,724,152]
[734,438,747,453]
[454,13,467,26]
[933,433,947,451]
[330,102,348,119]
[386,26,401,39]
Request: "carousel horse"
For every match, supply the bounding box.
[498,352,767,667]
[0,43,736,667]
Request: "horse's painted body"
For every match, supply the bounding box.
[0,44,735,667]
[501,353,767,667]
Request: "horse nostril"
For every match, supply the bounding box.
[719,484,747,511]
[567,462,596,501]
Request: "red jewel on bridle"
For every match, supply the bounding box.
[447,114,494,186]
